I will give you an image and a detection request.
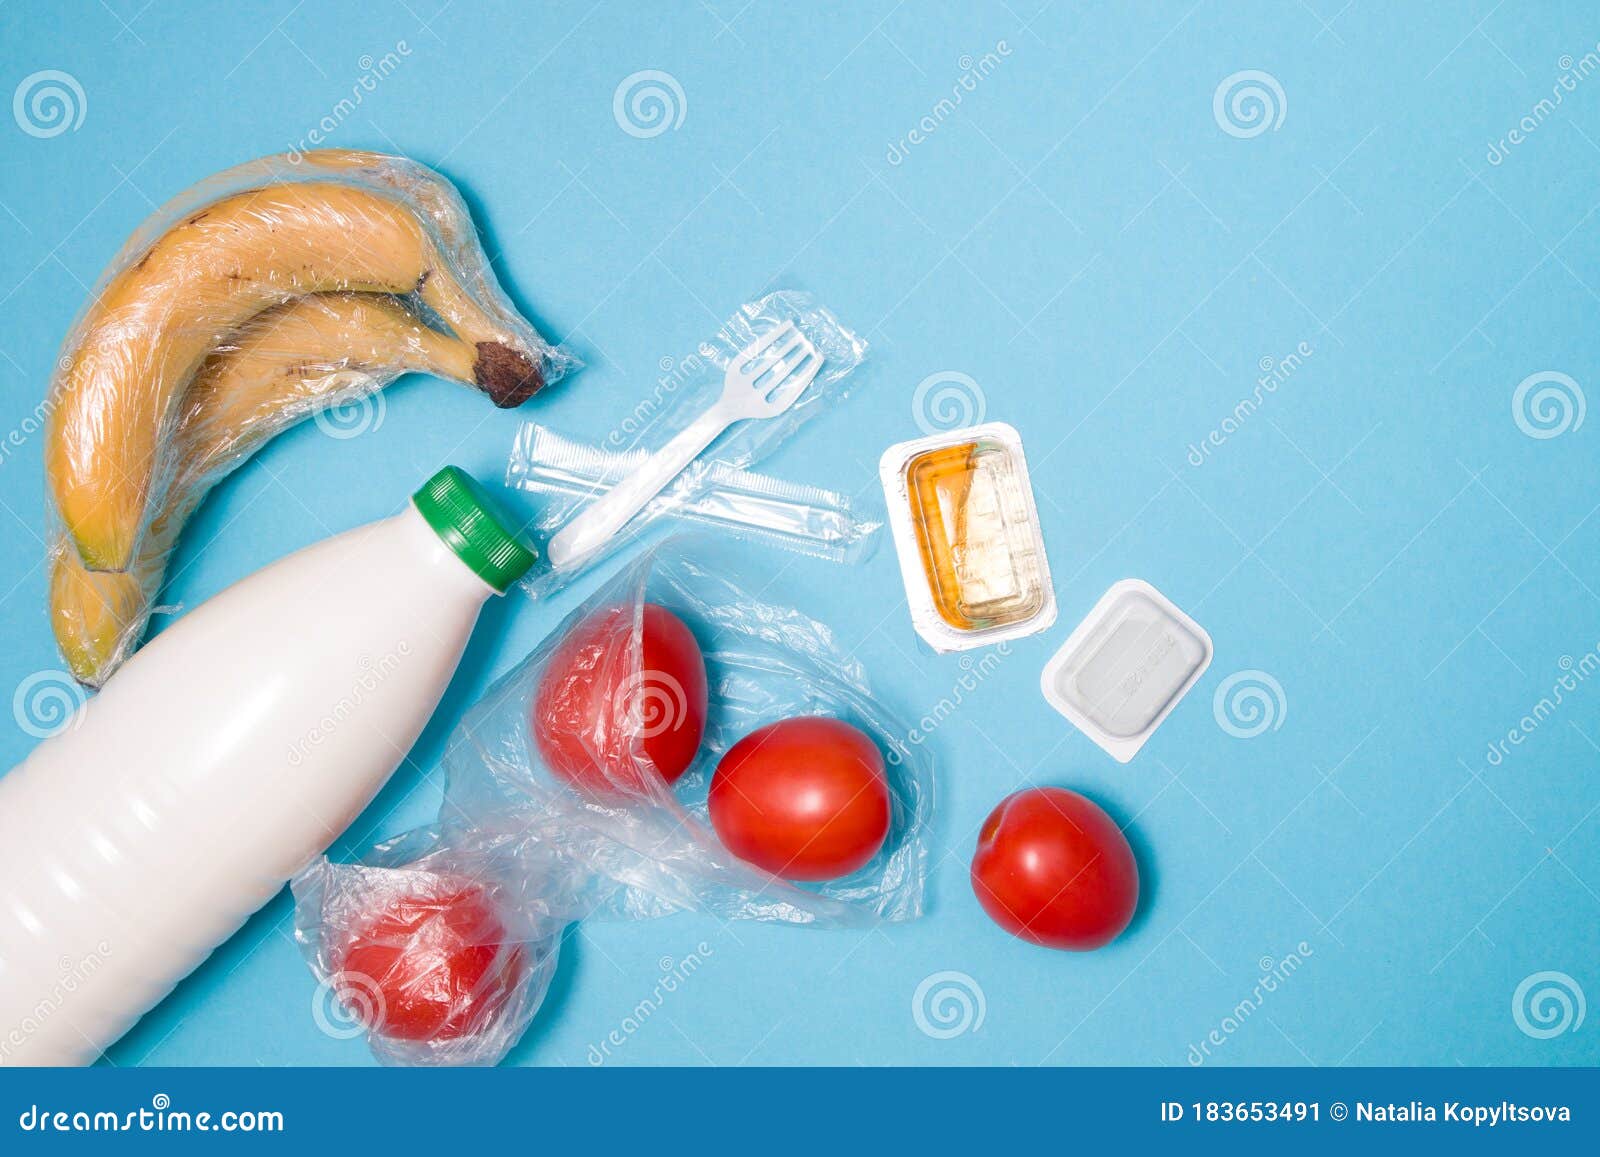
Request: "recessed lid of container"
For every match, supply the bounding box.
[1040,579,1212,762]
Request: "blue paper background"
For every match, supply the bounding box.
[1,0,1597,1067]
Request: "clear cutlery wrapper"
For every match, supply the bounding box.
[507,424,882,564]
[513,291,867,595]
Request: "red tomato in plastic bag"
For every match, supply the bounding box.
[532,603,708,796]
[709,717,891,881]
[970,787,1138,951]
[335,881,522,1043]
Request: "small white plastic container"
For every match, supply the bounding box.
[1040,579,1212,762]
[0,466,534,1066]
[879,422,1056,653]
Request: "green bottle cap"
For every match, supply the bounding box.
[411,466,537,593]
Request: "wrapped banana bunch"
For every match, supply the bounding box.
[45,149,575,687]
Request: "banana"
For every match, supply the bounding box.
[47,162,546,572]
[162,292,480,484]
[50,293,492,686]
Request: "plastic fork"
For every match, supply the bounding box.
[546,321,823,570]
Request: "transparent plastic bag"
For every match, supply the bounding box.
[522,291,867,591]
[294,538,931,1065]
[45,149,576,688]
[445,540,930,923]
[507,422,882,563]
[293,837,565,1068]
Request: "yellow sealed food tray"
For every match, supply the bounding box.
[880,422,1055,652]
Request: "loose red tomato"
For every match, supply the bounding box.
[532,603,708,797]
[970,787,1138,951]
[709,716,891,881]
[335,879,523,1043]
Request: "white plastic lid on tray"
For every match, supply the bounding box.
[1040,579,1212,763]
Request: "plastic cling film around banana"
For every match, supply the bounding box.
[507,422,883,566]
[523,291,867,587]
[294,539,932,1065]
[44,150,578,687]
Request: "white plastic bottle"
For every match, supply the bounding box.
[0,466,536,1066]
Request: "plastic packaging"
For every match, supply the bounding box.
[295,538,932,1066]
[45,149,575,688]
[0,466,534,1066]
[1040,579,1213,762]
[880,421,1056,652]
[519,292,866,594]
[507,422,882,563]
[293,840,564,1068]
